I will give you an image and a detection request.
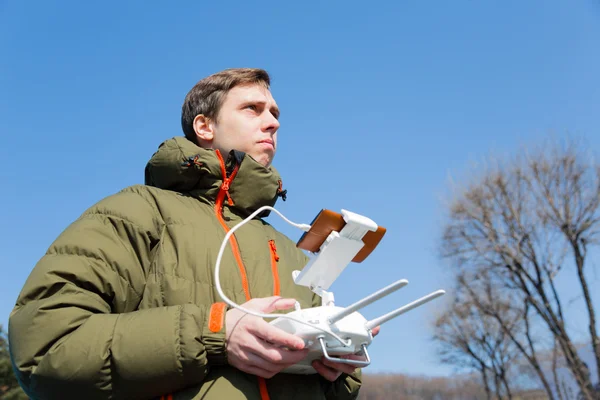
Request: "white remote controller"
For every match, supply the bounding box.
[270,305,373,374]
[269,279,445,374]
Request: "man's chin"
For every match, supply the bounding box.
[248,153,273,168]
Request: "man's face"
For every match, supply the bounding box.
[195,84,280,167]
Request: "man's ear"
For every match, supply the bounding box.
[193,114,214,147]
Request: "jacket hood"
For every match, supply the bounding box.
[144,136,285,216]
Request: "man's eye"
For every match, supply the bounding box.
[245,105,257,111]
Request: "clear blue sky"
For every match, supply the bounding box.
[1,1,599,377]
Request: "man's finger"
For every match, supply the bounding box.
[250,319,306,350]
[312,360,342,382]
[237,358,279,379]
[340,353,367,362]
[243,332,309,364]
[371,325,381,337]
[320,357,358,375]
[244,352,282,376]
[255,340,310,365]
[259,297,298,313]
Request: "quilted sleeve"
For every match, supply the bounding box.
[8,189,226,400]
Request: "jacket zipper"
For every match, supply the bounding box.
[214,150,271,400]
[268,240,281,296]
[214,150,250,301]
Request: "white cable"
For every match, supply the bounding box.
[214,205,351,347]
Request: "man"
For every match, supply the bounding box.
[9,68,369,399]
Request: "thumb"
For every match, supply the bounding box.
[254,296,298,313]
[371,325,381,337]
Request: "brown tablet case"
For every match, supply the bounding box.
[296,209,386,263]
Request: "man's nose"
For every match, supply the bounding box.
[262,113,280,132]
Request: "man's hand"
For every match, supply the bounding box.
[226,296,310,379]
[312,325,381,382]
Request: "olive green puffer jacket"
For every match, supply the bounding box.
[9,137,361,400]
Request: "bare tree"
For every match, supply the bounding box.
[433,281,520,400]
[550,337,573,400]
[439,141,600,399]
[457,270,556,399]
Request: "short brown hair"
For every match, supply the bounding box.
[181,68,271,142]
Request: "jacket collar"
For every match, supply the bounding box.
[144,136,286,216]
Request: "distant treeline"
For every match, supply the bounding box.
[359,373,547,400]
